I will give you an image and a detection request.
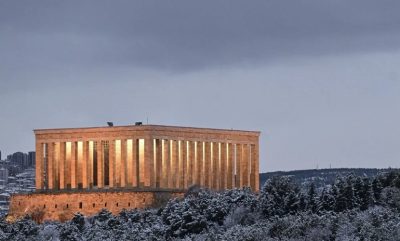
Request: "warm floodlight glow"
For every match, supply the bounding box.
[115,140,121,186]
[127,139,133,186]
[138,139,145,184]
[233,144,237,176]
[153,139,157,180]
[89,141,94,185]
[65,142,72,188]
[77,141,83,186]
[161,140,166,187]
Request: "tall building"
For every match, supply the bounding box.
[28,151,36,167]
[0,167,8,185]
[0,150,2,161]
[9,124,260,222]
[10,152,24,167]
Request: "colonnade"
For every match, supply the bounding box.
[36,138,259,191]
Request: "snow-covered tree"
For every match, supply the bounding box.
[259,176,301,217]
[307,182,318,213]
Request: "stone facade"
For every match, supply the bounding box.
[8,190,183,222]
[9,124,260,222]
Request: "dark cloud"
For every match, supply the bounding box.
[1,0,400,74]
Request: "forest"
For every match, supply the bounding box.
[1,170,400,241]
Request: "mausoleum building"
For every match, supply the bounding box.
[9,124,260,222]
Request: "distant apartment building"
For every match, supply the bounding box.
[28,151,36,167]
[13,152,26,167]
[6,152,35,169]
[0,167,8,185]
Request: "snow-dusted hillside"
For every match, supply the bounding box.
[1,170,400,240]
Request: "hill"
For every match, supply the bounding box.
[259,168,398,189]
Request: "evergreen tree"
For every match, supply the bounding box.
[382,171,397,187]
[344,175,356,210]
[259,176,300,217]
[331,185,339,209]
[307,182,318,213]
[285,191,300,214]
[353,176,364,209]
[359,177,373,210]
[372,178,383,204]
[392,175,400,189]
[298,192,307,212]
[318,187,335,212]
[334,178,347,212]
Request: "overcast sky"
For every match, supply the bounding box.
[1,1,400,172]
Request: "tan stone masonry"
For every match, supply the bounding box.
[9,190,183,222]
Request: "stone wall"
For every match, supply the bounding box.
[8,190,183,222]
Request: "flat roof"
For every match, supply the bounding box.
[34,124,260,136]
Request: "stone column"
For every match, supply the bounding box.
[155,139,162,188]
[188,141,195,187]
[204,142,211,188]
[162,140,171,188]
[77,142,83,189]
[251,144,259,192]
[131,139,138,187]
[195,141,203,186]
[171,140,178,188]
[242,144,250,187]
[59,142,66,190]
[109,140,115,188]
[180,141,186,188]
[120,139,127,188]
[47,142,54,190]
[143,138,154,187]
[235,144,242,188]
[65,142,71,189]
[71,141,77,189]
[82,141,89,189]
[35,142,43,190]
[139,139,145,187]
[97,141,104,188]
[115,140,122,187]
[126,139,133,187]
[88,141,93,188]
[116,140,122,187]
[212,142,219,190]
[54,142,60,190]
[220,142,227,190]
[227,143,234,189]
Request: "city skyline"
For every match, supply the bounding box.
[1,1,400,172]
